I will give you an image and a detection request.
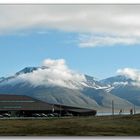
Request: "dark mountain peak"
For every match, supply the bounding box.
[15,67,39,75]
[85,75,96,81]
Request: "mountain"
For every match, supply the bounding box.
[0,67,100,109]
[101,75,140,106]
[0,67,135,110]
[100,75,133,86]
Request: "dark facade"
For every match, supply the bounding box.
[0,94,96,117]
[55,104,97,116]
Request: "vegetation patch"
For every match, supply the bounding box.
[0,115,140,136]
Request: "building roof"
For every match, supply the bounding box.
[0,94,59,111]
[0,94,96,115]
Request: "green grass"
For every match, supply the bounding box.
[0,114,140,136]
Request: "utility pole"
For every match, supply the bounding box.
[134,105,136,114]
[52,104,54,113]
[112,100,114,116]
[59,104,61,117]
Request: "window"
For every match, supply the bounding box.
[0,106,22,109]
[0,100,34,103]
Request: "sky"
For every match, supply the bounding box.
[0,4,140,79]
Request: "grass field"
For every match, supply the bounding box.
[0,114,140,136]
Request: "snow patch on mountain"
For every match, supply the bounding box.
[100,75,133,92]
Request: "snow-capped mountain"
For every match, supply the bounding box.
[101,75,140,106]
[101,75,133,86]
[0,67,134,110]
[0,67,104,90]
[0,67,99,109]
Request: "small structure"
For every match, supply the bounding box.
[130,109,133,115]
[119,109,122,115]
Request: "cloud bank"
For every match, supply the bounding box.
[78,34,140,48]
[14,58,86,89]
[1,5,140,47]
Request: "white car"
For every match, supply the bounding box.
[32,113,41,117]
[3,113,11,117]
[41,113,48,117]
[47,113,54,117]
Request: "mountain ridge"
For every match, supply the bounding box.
[0,66,138,110]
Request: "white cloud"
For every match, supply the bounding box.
[1,5,140,47]
[42,59,68,71]
[78,34,140,48]
[117,68,140,81]
[14,58,86,89]
[117,68,140,86]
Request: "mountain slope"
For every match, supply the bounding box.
[110,85,140,106]
[0,81,100,109]
[81,87,133,109]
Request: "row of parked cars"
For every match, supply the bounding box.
[32,112,73,117]
[32,113,60,117]
[0,112,73,118]
[0,113,59,118]
[0,113,11,118]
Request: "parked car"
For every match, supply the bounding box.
[47,113,54,117]
[40,113,48,117]
[2,113,11,117]
[32,113,41,117]
[53,113,59,117]
[64,113,73,117]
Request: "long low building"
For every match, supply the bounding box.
[0,94,97,117]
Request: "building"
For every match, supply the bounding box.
[0,94,97,117]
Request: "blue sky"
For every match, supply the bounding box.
[0,5,140,79]
[0,29,140,79]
